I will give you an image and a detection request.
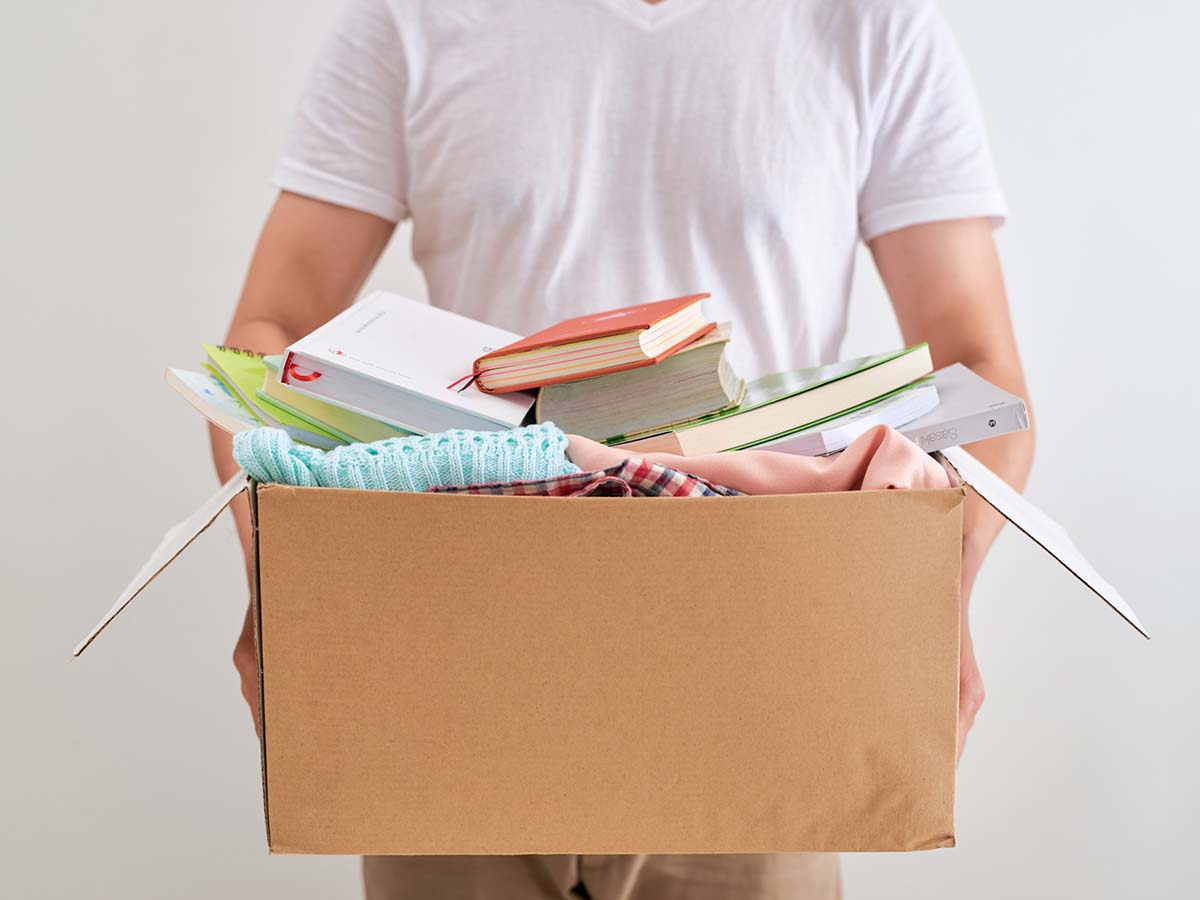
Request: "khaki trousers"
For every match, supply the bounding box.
[363,854,840,900]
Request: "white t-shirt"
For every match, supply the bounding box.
[276,0,1006,379]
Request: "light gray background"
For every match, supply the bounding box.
[3,2,1197,897]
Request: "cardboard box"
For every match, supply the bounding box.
[75,447,1145,855]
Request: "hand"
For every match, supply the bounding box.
[232,603,262,737]
[957,609,984,763]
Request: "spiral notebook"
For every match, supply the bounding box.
[203,345,343,448]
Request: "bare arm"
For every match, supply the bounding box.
[870,217,1036,759]
[213,191,395,728]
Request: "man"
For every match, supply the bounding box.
[212,1,1035,897]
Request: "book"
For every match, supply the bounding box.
[281,291,535,434]
[613,344,933,456]
[725,363,1028,456]
[898,362,1029,452]
[258,354,410,444]
[753,379,940,456]
[534,323,745,441]
[471,293,715,393]
[202,344,344,449]
[165,368,265,435]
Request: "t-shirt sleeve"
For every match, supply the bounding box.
[858,3,1006,242]
[273,0,409,222]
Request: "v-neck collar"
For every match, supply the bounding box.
[591,0,712,32]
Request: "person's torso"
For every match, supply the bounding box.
[393,0,872,377]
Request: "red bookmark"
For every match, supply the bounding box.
[446,372,479,393]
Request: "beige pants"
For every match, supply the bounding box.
[363,854,840,900]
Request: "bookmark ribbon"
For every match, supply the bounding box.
[447,372,479,393]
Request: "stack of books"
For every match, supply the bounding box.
[167,343,411,450]
[471,293,748,441]
[168,290,1029,459]
[170,293,534,441]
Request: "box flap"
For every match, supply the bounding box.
[939,447,1148,639]
[73,472,248,656]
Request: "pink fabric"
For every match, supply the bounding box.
[566,425,952,495]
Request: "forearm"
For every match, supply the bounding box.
[870,217,1036,594]
[872,217,1030,758]
[209,318,301,571]
[951,355,1035,594]
[210,240,345,570]
[210,191,396,570]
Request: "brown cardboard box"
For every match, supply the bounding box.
[74,447,1146,855]
[252,484,963,854]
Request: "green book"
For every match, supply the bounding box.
[203,344,345,450]
[613,344,933,455]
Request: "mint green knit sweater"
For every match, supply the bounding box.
[232,423,580,492]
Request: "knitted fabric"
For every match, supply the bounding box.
[233,423,580,492]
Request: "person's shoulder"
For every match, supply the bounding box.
[819,0,941,53]
[351,0,436,25]
[833,0,938,25]
[818,0,937,35]
[338,0,404,25]
[380,0,511,30]
[833,0,937,16]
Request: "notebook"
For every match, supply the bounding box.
[534,323,745,441]
[202,345,343,449]
[165,368,264,435]
[614,344,933,456]
[282,291,535,434]
[471,294,715,393]
[753,379,941,456]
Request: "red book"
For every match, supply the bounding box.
[472,293,715,393]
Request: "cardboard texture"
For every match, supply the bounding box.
[252,484,964,855]
[75,447,1147,855]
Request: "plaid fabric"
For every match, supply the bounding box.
[428,458,741,498]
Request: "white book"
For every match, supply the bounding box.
[282,291,535,434]
[757,382,940,456]
[756,364,1029,457]
[899,363,1029,452]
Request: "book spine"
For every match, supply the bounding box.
[901,401,1029,453]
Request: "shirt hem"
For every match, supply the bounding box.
[273,161,408,223]
[859,192,1008,242]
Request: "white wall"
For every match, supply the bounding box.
[3,2,1196,898]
